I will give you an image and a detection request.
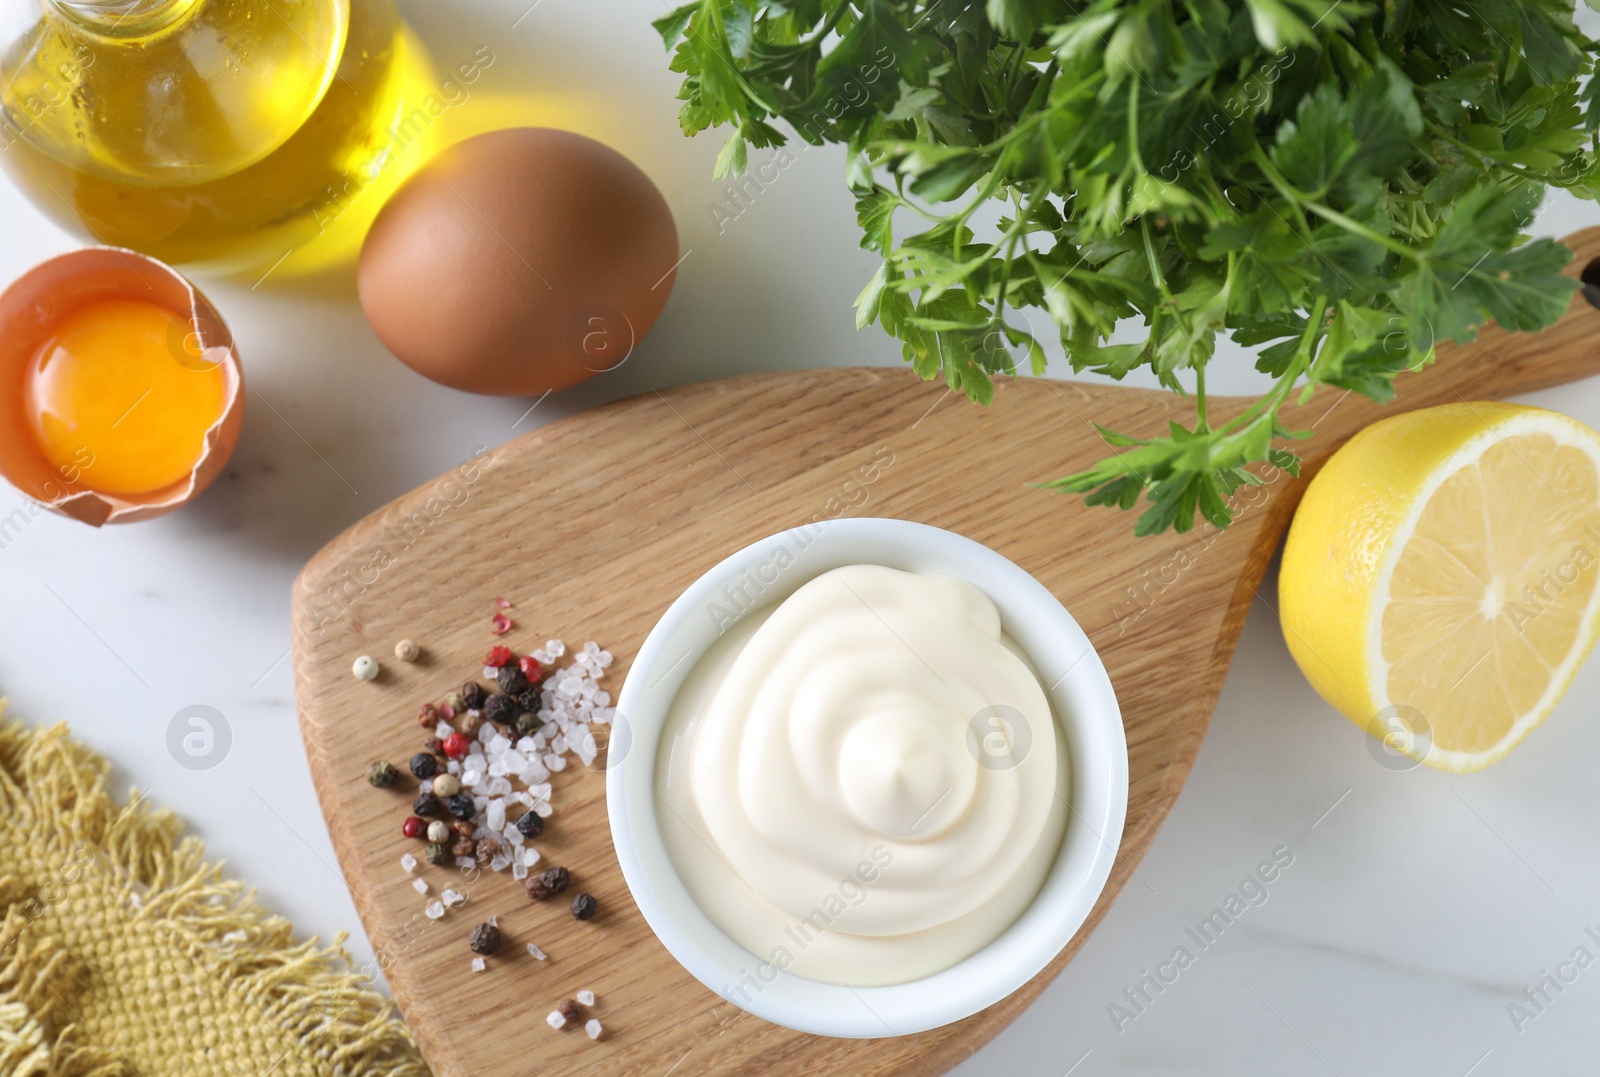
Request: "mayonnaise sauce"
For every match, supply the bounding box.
[655,564,1068,987]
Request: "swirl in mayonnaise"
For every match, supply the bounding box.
[655,564,1068,986]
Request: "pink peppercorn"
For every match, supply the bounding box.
[490,614,514,635]
[483,646,513,668]
[442,732,471,759]
[402,816,424,839]
[518,656,543,683]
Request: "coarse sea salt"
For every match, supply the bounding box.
[585,1019,602,1040]
[400,853,417,873]
[471,956,486,973]
[412,878,428,894]
[424,901,444,920]
[576,990,595,1006]
[526,942,547,960]
[546,1011,566,1030]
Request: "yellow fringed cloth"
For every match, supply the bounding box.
[0,715,431,1076]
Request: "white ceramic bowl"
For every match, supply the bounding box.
[608,518,1128,1038]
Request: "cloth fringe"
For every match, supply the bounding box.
[0,709,431,1077]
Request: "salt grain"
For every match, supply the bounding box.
[442,889,465,907]
[526,942,547,960]
[412,878,428,894]
[424,901,444,920]
[512,860,528,880]
[483,665,500,679]
[546,1011,566,1030]
[546,639,565,657]
[455,856,476,870]
[522,847,541,866]
[576,990,595,1006]
[585,1019,602,1040]
[471,957,486,973]
[486,800,507,831]
[490,854,511,872]
[400,853,418,873]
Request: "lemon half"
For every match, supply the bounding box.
[1280,402,1600,772]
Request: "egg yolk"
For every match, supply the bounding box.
[24,299,227,496]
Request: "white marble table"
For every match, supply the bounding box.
[3,2,1599,1073]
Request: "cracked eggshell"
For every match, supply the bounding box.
[0,247,244,526]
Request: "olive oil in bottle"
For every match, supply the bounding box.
[1,0,426,272]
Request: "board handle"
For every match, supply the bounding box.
[1282,226,1600,453]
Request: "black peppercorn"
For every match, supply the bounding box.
[469,921,501,956]
[570,893,597,921]
[514,711,542,739]
[483,693,517,727]
[496,664,528,695]
[445,793,476,821]
[451,835,475,858]
[413,791,442,817]
[409,752,437,780]
[475,837,500,863]
[539,866,570,895]
[424,843,449,867]
[514,686,542,713]
[524,877,551,901]
[460,680,488,710]
[366,760,399,788]
[515,809,544,839]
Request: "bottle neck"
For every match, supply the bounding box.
[49,0,198,37]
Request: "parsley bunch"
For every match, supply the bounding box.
[655,0,1600,534]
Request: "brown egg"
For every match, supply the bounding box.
[358,128,680,396]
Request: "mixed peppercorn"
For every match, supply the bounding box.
[364,625,614,1004]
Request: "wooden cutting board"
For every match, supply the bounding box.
[292,229,1600,1076]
